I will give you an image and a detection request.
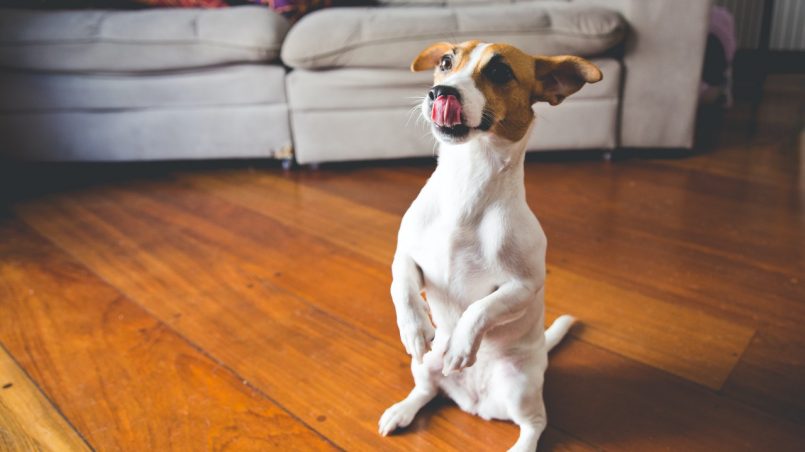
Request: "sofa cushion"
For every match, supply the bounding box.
[0,7,289,73]
[281,3,626,69]
[0,105,292,161]
[0,65,287,112]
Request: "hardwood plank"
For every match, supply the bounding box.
[180,170,754,389]
[0,344,90,452]
[545,267,754,390]
[722,331,805,423]
[0,220,334,451]
[521,159,802,308]
[13,179,804,450]
[179,170,398,265]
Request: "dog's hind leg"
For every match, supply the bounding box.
[509,419,546,452]
[505,316,573,449]
[507,388,547,452]
[492,355,548,452]
[378,348,443,436]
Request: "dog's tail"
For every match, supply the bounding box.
[545,314,576,352]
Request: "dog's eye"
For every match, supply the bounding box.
[484,61,514,85]
[439,55,453,71]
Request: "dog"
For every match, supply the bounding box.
[378,41,602,451]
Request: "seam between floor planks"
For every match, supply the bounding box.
[0,342,92,452]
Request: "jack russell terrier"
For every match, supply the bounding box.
[378,41,602,451]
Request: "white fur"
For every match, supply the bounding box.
[379,44,575,452]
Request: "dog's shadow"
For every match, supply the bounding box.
[545,329,705,449]
[393,328,707,450]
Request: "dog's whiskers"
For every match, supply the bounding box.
[405,103,423,127]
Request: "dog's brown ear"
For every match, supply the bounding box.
[532,56,602,105]
[411,42,453,72]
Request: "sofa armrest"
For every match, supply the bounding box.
[577,0,712,149]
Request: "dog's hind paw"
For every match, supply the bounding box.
[378,401,419,436]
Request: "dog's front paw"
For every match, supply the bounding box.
[398,317,436,363]
[442,323,481,376]
[378,400,419,436]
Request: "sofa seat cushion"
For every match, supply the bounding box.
[0,105,292,161]
[0,7,289,73]
[281,3,626,69]
[0,65,287,112]
[286,58,620,111]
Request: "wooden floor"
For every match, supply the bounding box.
[1,75,804,451]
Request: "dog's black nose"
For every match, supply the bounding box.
[428,85,461,101]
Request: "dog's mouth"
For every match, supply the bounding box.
[430,94,494,140]
[429,95,492,139]
[431,94,466,136]
[437,123,471,137]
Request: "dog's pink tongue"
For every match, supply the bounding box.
[432,95,462,127]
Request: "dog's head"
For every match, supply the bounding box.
[412,41,602,145]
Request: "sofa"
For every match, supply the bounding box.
[0,0,712,165]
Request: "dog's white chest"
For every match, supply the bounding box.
[409,205,507,306]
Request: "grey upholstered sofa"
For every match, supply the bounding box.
[0,0,712,165]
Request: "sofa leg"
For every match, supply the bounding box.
[602,151,614,162]
[275,143,295,171]
[281,158,294,171]
[308,162,321,171]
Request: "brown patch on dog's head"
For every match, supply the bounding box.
[411,41,602,143]
[411,42,454,72]
[476,48,603,141]
[474,44,543,142]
